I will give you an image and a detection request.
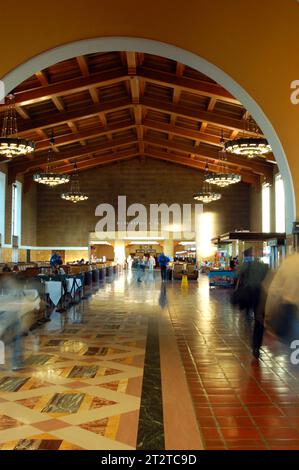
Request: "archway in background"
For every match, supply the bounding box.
[2,37,295,234]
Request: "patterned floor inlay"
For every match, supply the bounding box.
[0,273,149,450]
[0,377,29,392]
[41,392,85,414]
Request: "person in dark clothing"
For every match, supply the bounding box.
[158,253,170,281]
[236,259,269,359]
[50,252,62,267]
[2,264,12,272]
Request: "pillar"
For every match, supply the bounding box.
[114,239,126,264]
[163,240,174,259]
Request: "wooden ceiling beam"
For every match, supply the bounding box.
[11,136,138,175]
[125,51,137,75]
[33,122,135,152]
[76,56,89,77]
[15,98,132,135]
[35,71,48,87]
[67,121,86,146]
[12,69,128,107]
[35,70,66,113]
[144,150,259,186]
[15,105,30,120]
[144,136,273,177]
[143,118,221,146]
[141,97,263,136]
[176,62,185,77]
[11,66,239,110]
[25,149,139,178]
[49,150,139,173]
[138,67,240,104]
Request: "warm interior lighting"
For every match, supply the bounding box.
[275,174,286,232]
[262,183,271,233]
[33,173,70,187]
[224,116,271,158]
[193,163,221,203]
[129,241,160,245]
[196,211,216,258]
[0,95,34,158]
[33,133,69,186]
[205,137,241,187]
[193,191,221,203]
[61,163,88,203]
[178,241,196,246]
[124,236,164,241]
[225,138,272,158]
[205,172,241,187]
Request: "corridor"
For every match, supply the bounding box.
[0,272,299,450]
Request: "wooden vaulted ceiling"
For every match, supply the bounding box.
[2,51,276,186]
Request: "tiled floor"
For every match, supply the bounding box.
[168,280,299,450]
[0,271,299,450]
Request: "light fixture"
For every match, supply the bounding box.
[193,163,221,203]
[204,133,241,187]
[0,94,34,158]
[61,163,88,203]
[224,115,271,158]
[33,133,70,186]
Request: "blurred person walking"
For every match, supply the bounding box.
[158,252,170,282]
[265,253,299,344]
[136,256,146,282]
[234,258,269,358]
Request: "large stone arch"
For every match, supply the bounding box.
[2,36,295,234]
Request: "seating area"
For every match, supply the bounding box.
[0,262,121,340]
[172,263,199,280]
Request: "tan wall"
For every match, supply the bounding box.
[36,158,251,246]
[1,248,13,263]
[30,249,88,263]
[18,249,27,262]
[250,187,262,232]
[22,184,37,246]
[93,245,114,261]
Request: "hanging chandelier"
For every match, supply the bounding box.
[33,133,70,186]
[193,163,222,203]
[61,163,88,203]
[0,94,34,158]
[204,134,241,187]
[224,115,271,158]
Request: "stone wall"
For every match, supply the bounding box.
[36,158,251,246]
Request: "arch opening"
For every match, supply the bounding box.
[1,36,295,234]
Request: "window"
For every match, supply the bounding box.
[11,181,22,240]
[275,174,286,233]
[0,172,5,243]
[262,183,270,233]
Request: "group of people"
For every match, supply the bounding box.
[127,252,170,282]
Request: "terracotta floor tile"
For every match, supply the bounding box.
[209,395,241,405]
[201,428,223,440]
[247,406,284,417]
[213,406,249,417]
[253,416,296,427]
[197,417,217,427]
[217,416,254,428]
[221,427,261,440]
[195,407,213,417]
[259,427,299,439]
